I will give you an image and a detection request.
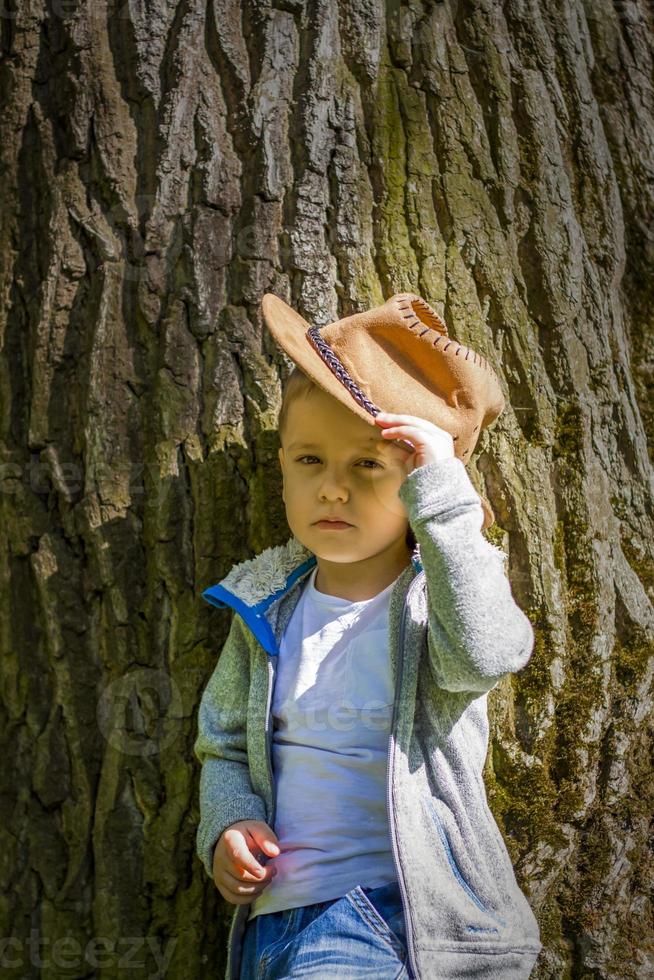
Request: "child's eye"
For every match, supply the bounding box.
[295,455,382,469]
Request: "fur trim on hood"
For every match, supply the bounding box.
[206,535,423,608]
[210,536,313,607]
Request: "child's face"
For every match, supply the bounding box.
[278,386,412,564]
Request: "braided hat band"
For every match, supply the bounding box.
[306,326,380,418]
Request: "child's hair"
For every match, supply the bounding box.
[278,366,417,555]
[278,366,317,443]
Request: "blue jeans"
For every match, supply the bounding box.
[239,880,413,979]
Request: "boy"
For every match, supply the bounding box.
[194,292,543,979]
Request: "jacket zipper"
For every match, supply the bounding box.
[265,654,277,836]
[386,573,422,979]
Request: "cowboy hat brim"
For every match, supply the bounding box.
[262,293,386,429]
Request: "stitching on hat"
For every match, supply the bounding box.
[432,334,491,376]
[395,293,448,337]
[410,296,446,330]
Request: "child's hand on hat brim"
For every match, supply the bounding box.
[374,412,455,475]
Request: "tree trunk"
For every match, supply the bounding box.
[0,1,652,977]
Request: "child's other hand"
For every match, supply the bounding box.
[374,412,455,474]
[213,820,281,905]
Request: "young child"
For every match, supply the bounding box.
[194,292,543,979]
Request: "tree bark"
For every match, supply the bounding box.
[0,1,652,977]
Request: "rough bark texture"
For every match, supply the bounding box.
[1,1,652,978]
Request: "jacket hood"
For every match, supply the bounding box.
[203,536,315,607]
[201,535,423,654]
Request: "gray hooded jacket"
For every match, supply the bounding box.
[194,456,543,979]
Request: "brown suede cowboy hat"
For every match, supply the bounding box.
[262,291,505,531]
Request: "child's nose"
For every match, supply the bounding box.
[321,472,349,496]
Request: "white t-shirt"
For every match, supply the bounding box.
[247,564,400,919]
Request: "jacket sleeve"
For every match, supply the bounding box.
[193,612,267,880]
[398,456,535,694]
